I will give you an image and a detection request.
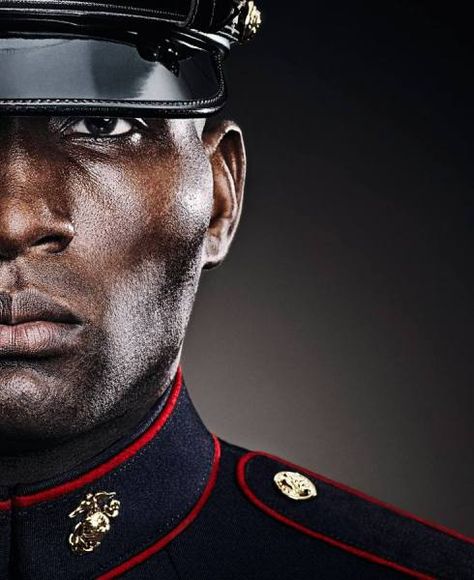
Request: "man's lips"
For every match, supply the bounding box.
[0,290,82,356]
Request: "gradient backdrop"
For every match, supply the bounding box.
[182,2,474,535]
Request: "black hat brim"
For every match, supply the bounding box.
[0,34,226,117]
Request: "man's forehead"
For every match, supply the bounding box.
[194,118,207,137]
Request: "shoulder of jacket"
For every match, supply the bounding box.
[236,450,474,579]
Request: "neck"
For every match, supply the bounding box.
[0,376,173,487]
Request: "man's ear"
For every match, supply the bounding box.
[201,119,246,269]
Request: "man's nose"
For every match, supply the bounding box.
[0,150,74,260]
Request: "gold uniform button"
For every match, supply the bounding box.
[273,471,317,501]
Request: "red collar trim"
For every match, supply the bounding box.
[11,367,183,509]
[0,500,11,511]
[98,434,221,579]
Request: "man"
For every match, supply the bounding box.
[0,1,471,578]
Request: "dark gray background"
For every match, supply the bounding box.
[182,1,474,535]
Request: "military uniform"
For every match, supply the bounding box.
[0,370,472,578]
[0,2,472,578]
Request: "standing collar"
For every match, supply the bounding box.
[0,368,220,578]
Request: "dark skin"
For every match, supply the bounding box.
[0,116,246,485]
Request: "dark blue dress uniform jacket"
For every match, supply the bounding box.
[0,369,472,578]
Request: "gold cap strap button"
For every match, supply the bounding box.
[233,0,262,43]
[274,471,317,501]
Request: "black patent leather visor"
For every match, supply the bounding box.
[0,35,226,116]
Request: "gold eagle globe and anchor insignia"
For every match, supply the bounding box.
[68,491,121,555]
[232,0,262,43]
[274,471,318,501]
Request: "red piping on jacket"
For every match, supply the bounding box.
[13,367,183,509]
[98,434,221,579]
[0,499,11,511]
[240,451,474,545]
[237,451,470,580]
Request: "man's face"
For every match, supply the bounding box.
[0,117,244,443]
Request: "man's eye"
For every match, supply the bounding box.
[65,118,136,137]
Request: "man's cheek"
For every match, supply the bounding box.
[101,262,166,345]
[160,158,215,247]
[97,257,187,377]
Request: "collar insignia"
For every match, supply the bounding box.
[68,491,121,555]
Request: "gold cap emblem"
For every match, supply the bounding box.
[233,0,262,43]
[274,471,317,501]
[68,491,121,555]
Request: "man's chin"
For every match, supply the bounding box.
[0,365,87,441]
